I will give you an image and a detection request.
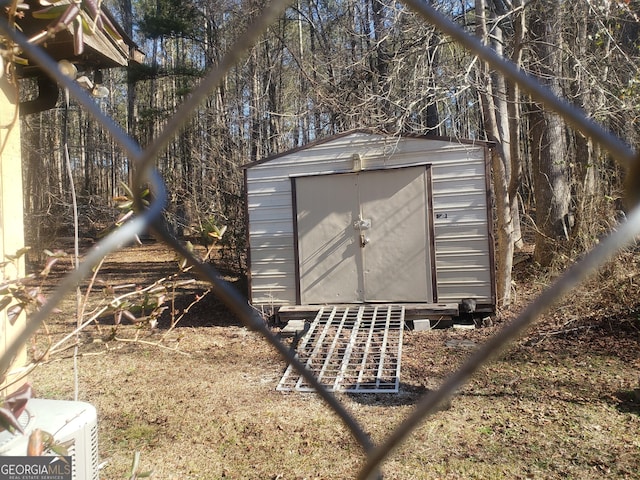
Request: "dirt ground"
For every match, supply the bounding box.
[24,240,640,479]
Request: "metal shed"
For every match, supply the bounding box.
[243,131,496,316]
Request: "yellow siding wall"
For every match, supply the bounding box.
[0,73,27,393]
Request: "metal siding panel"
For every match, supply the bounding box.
[438,289,492,303]
[249,245,290,261]
[248,233,294,249]
[250,284,297,306]
[433,177,487,195]
[248,220,294,236]
[430,151,493,304]
[433,210,489,225]
[246,191,290,208]
[431,163,485,178]
[434,193,488,211]
[250,262,296,277]
[437,269,493,284]
[247,205,292,223]
[435,238,491,254]
[437,257,492,271]
[246,178,291,195]
[435,223,490,238]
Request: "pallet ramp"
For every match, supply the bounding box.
[277,305,405,393]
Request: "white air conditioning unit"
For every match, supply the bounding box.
[0,398,99,480]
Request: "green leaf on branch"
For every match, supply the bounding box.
[5,247,31,262]
[31,5,70,20]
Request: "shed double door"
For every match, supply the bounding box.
[295,166,433,304]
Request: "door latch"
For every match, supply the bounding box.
[353,217,371,231]
[354,216,371,248]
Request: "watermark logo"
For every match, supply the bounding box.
[0,456,72,480]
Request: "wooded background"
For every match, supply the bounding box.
[20,0,640,306]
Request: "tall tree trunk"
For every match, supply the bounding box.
[425,32,440,135]
[371,0,391,129]
[249,50,260,162]
[569,1,609,250]
[476,0,514,306]
[507,0,525,250]
[529,1,571,267]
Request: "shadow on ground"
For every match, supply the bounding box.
[613,389,640,415]
[156,280,247,328]
[345,383,432,407]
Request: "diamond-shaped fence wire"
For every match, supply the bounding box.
[1,2,640,479]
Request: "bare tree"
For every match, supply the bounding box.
[476,0,525,306]
[527,0,571,267]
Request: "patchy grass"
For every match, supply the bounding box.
[25,242,640,479]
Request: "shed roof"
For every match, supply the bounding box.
[242,129,493,170]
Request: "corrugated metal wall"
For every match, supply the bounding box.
[431,156,493,303]
[244,131,494,309]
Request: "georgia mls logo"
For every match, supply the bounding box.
[0,456,72,480]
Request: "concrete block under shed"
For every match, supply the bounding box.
[280,319,307,337]
[412,319,432,331]
[453,323,476,330]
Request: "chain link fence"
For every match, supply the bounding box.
[1,2,640,479]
